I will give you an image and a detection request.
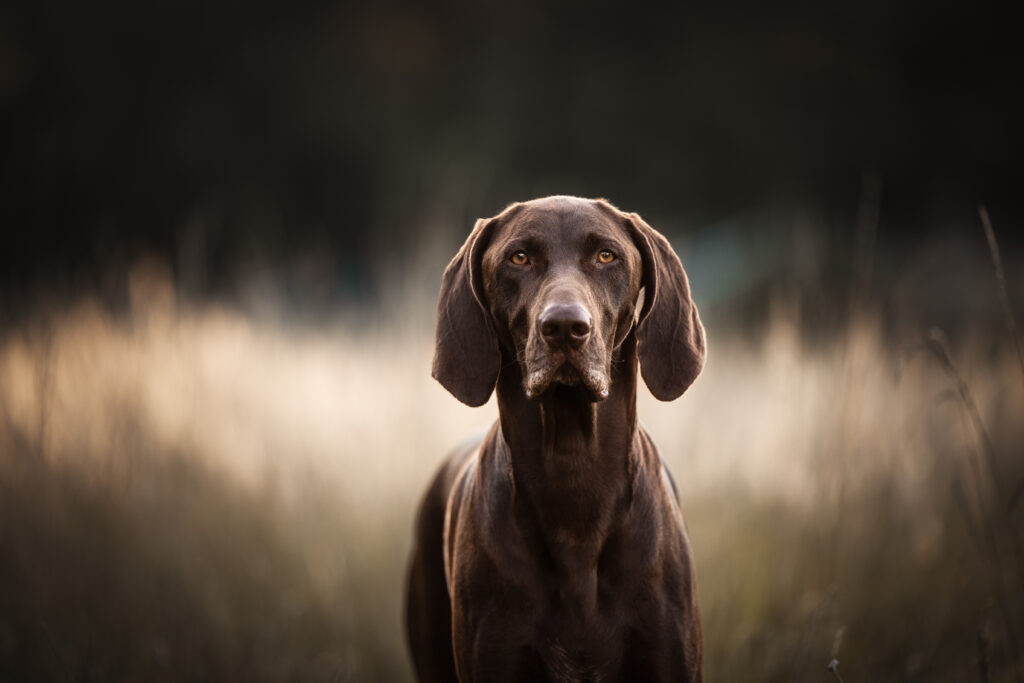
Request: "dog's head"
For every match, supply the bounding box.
[433,196,705,406]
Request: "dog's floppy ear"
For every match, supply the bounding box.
[624,211,706,401]
[432,216,500,406]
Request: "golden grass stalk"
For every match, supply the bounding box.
[979,205,1024,382]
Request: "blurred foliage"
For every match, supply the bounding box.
[0,264,1021,681]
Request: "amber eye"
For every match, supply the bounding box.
[598,250,616,264]
[510,251,529,265]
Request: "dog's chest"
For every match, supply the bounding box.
[531,594,625,683]
[539,635,617,683]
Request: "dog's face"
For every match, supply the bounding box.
[478,197,643,400]
[433,196,705,407]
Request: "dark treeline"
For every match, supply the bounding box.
[2,0,1021,316]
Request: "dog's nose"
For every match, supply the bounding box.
[539,303,592,350]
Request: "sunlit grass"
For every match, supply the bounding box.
[1,262,1021,682]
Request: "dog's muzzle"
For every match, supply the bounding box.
[523,302,610,400]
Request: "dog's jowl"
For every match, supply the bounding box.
[406,196,706,683]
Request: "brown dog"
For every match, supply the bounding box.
[406,196,706,683]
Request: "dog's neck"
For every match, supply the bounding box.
[495,334,641,574]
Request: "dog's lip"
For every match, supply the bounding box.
[522,352,610,400]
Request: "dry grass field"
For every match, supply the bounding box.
[1,260,1022,682]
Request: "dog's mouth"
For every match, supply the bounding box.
[523,351,609,401]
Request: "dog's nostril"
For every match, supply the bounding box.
[541,320,560,338]
[570,321,591,338]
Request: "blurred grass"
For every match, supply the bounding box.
[1,261,1022,682]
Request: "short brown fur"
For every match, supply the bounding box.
[407,196,705,683]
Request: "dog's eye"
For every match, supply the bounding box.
[510,251,529,266]
[598,250,616,264]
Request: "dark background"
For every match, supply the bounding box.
[2,0,1022,321]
